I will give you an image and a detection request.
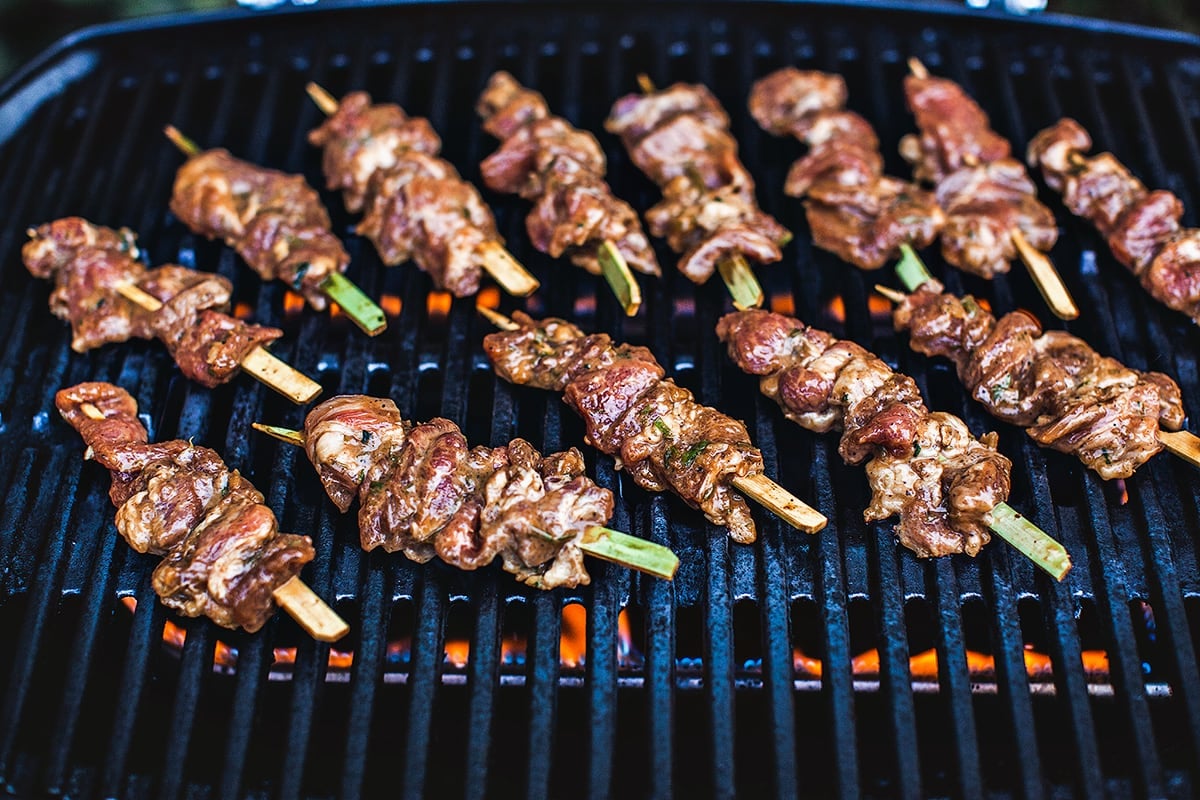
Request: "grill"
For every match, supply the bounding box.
[1,1,1200,797]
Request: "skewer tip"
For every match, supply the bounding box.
[251,422,307,447]
[874,284,908,305]
[636,73,657,94]
[476,303,519,331]
[163,125,201,157]
[907,57,929,79]
[272,575,349,642]
[475,241,540,297]
[305,82,340,116]
[1011,227,1079,320]
[731,473,826,534]
[597,240,642,317]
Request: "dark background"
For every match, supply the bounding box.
[0,0,1197,86]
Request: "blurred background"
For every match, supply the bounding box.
[0,0,1196,86]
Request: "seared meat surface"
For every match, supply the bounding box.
[24,218,282,386]
[1028,117,1200,324]
[308,91,506,297]
[717,309,1010,558]
[606,81,789,283]
[170,150,349,309]
[301,395,613,589]
[748,68,943,270]
[57,382,313,632]
[478,73,659,277]
[893,280,1184,479]
[484,313,766,543]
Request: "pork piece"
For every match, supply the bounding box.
[606,81,789,284]
[302,395,614,588]
[934,160,1059,278]
[717,309,1009,557]
[170,150,349,309]
[893,280,1184,479]
[477,72,660,277]
[900,73,1011,183]
[307,92,506,297]
[747,68,944,270]
[56,382,314,632]
[484,312,765,543]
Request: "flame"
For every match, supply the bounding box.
[1116,478,1129,506]
[233,302,254,320]
[825,295,846,323]
[867,295,893,321]
[976,297,992,314]
[769,293,795,316]
[794,646,1111,681]
[380,294,403,317]
[426,291,452,321]
[573,294,597,316]
[476,286,501,310]
[283,291,306,314]
[560,604,587,667]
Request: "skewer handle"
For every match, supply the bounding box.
[895,243,936,291]
[597,240,642,317]
[476,304,520,331]
[272,576,350,642]
[731,473,827,534]
[320,272,388,336]
[581,526,679,579]
[1158,429,1200,470]
[1011,228,1079,321]
[306,82,340,116]
[717,253,765,311]
[163,125,201,157]
[476,241,540,297]
[989,503,1072,581]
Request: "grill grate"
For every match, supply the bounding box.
[1,2,1200,797]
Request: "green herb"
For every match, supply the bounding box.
[291,261,311,290]
[221,481,231,498]
[370,480,386,492]
[653,418,672,439]
[361,429,373,443]
[913,440,922,457]
[679,441,709,468]
[1102,450,1112,465]
[991,374,1012,402]
[790,328,804,337]
[962,297,979,316]
[95,297,106,310]
[841,392,850,404]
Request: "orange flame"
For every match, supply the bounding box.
[795,646,1110,681]
[476,286,501,311]
[560,604,587,668]
[426,291,452,321]
[380,294,402,317]
[769,293,795,316]
[825,295,846,323]
[573,294,597,317]
[283,292,306,315]
[867,295,893,321]
[233,302,254,321]
[1116,479,1130,506]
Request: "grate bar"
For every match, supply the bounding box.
[643,497,676,799]
[400,575,446,800]
[158,621,213,800]
[932,559,983,798]
[339,564,391,800]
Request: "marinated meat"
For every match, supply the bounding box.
[900,72,1011,183]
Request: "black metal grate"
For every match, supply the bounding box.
[1,2,1199,797]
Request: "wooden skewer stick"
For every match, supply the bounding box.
[1155,429,1200,470]
[252,423,680,580]
[304,83,541,299]
[78,403,348,640]
[635,74,766,311]
[163,125,388,337]
[597,240,642,316]
[474,306,827,534]
[112,283,321,404]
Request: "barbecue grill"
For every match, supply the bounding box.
[2,1,1199,797]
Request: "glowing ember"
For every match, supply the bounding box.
[1116,479,1130,506]
[380,294,403,317]
[233,302,254,320]
[283,291,306,314]
[794,646,1111,681]
[867,295,893,321]
[825,295,846,323]
[476,286,501,310]
[769,293,795,316]
[560,604,587,668]
[426,291,453,320]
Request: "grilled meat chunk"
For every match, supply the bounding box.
[900,72,1011,183]
[57,382,313,632]
[893,280,1184,479]
[718,309,1009,557]
[477,72,659,277]
[484,312,766,543]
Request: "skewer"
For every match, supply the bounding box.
[112,283,321,404]
[78,403,349,641]
[251,422,680,580]
[597,240,642,316]
[162,125,388,336]
[304,83,541,299]
[635,73,766,310]
[474,305,827,534]
[906,60,1078,321]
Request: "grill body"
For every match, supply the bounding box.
[1,2,1199,797]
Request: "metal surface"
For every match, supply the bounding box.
[0,2,1198,797]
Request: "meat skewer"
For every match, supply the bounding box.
[716,308,1070,578]
[252,396,679,588]
[1027,117,1200,326]
[878,244,1200,476]
[901,59,1078,321]
[163,126,388,336]
[605,74,795,311]
[58,382,348,641]
[24,218,321,404]
[746,67,945,270]
[304,83,540,300]
[476,305,827,540]
[475,71,658,316]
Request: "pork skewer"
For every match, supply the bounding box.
[747,67,945,270]
[717,308,1070,579]
[902,59,1078,321]
[476,306,827,539]
[24,218,321,404]
[59,382,348,641]
[253,396,679,587]
[878,245,1200,475]
[163,126,387,336]
[1027,117,1200,326]
[475,71,658,316]
[303,83,539,300]
[605,75,794,310]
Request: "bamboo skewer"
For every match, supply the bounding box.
[162,125,388,336]
[252,423,680,580]
[304,83,541,299]
[597,240,642,316]
[78,403,348,641]
[475,305,827,534]
[906,60,1079,321]
[111,283,321,404]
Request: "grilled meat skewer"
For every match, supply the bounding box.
[57,382,346,640]
[747,67,944,270]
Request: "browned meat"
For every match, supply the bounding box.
[477,72,660,277]
[24,218,283,386]
[307,91,506,297]
[1028,117,1200,324]
[893,280,1184,479]
[56,382,313,632]
[717,309,1010,558]
[484,312,766,543]
[606,81,789,284]
[301,395,614,589]
[747,68,944,270]
[900,73,1011,183]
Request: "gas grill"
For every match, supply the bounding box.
[1,1,1199,797]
